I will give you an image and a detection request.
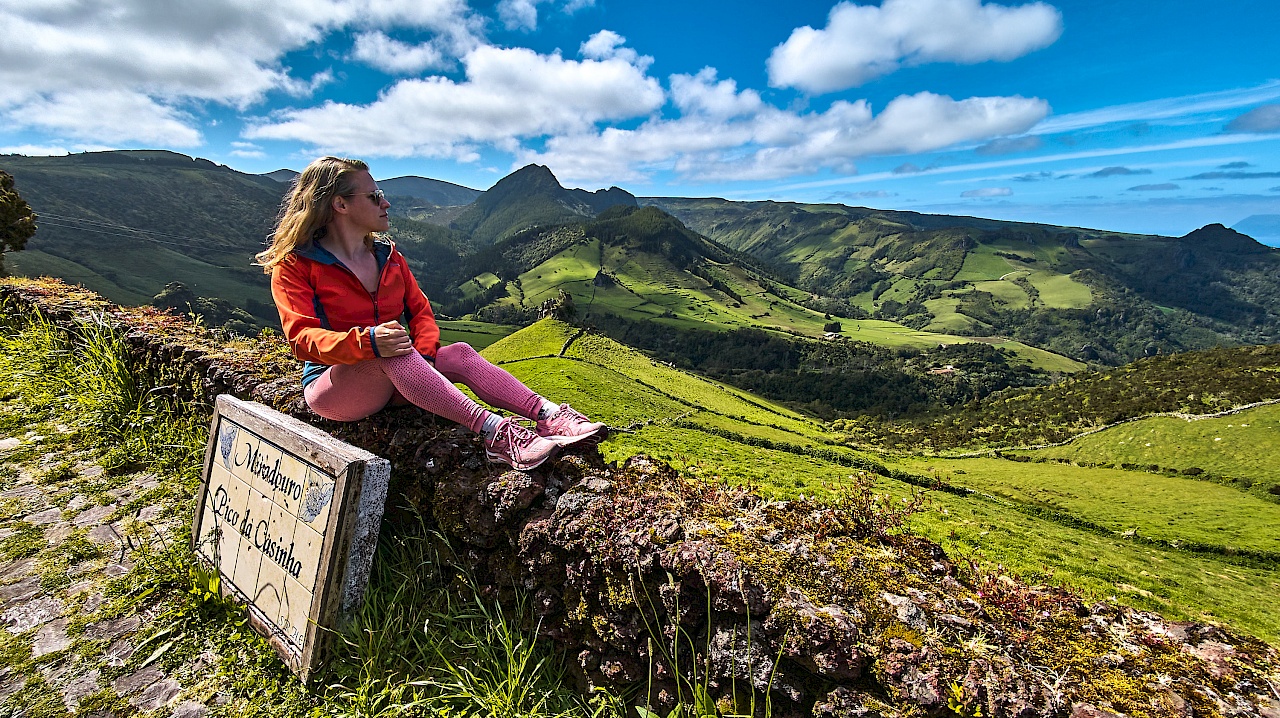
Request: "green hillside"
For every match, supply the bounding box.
[480,319,1280,641]
[647,197,1280,364]
[1023,402,1280,498]
[2,151,281,312]
[836,343,1280,451]
[464,205,1081,373]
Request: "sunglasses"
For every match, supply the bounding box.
[343,189,386,204]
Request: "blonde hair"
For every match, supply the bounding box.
[255,156,374,272]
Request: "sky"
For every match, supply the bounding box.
[2,0,1279,238]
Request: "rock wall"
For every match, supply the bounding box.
[3,277,1278,718]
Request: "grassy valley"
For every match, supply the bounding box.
[648,197,1280,364]
[480,319,1280,641]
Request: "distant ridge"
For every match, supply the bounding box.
[1233,214,1280,247]
[380,176,480,207]
[262,168,298,183]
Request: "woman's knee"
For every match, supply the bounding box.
[435,342,479,372]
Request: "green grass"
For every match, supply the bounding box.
[482,320,1280,642]
[922,297,988,333]
[910,489,1280,639]
[484,321,827,441]
[896,456,1280,553]
[438,319,518,350]
[1025,403,1280,490]
[12,236,272,310]
[1028,270,1092,309]
[456,272,501,300]
[972,278,1033,308]
[953,248,1017,281]
[8,249,156,306]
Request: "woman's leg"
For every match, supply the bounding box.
[435,342,606,443]
[435,342,544,419]
[303,361,397,422]
[305,355,490,431]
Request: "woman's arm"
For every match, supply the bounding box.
[398,257,441,359]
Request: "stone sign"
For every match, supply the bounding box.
[192,395,389,680]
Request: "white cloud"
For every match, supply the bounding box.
[352,32,449,74]
[1037,81,1280,134]
[7,91,202,146]
[766,133,1280,194]
[2,2,328,107]
[670,68,763,119]
[767,0,1062,94]
[975,135,1042,155]
[246,44,664,159]
[523,88,1048,184]
[830,190,897,199]
[962,187,1013,197]
[0,0,479,144]
[497,0,540,31]
[580,30,653,70]
[498,0,595,31]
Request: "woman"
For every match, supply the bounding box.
[256,156,605,470]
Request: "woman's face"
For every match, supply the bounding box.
[337,170,391,234]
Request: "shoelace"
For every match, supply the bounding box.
[550,406,584,423]
[491,419,531,453]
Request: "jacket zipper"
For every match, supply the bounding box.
[332,253,389,323]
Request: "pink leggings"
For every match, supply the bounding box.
[303,343,542,432]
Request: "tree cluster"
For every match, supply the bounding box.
[0,170,37,276]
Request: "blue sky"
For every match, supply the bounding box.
[2,0,1278,237]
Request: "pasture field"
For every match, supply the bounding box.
[482,320,1280,642]
[1023,403,1280,492]
[1028,270,1093,308]
[437,319,516,350]
[953,248,1016,281]
[454,271,500,300]
[911,487,1280,640]
[9,248,155,306]
[895,456,1280,554]
[922,297,987,333]
[973,278,1032,307]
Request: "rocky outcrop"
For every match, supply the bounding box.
[3,277,1278,718]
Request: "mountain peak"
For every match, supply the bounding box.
[452,165,636,244]
[1179,223,1272,254]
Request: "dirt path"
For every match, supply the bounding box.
[0,409,211,716]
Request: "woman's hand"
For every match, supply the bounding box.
[373,320,414,357]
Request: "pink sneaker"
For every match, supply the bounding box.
[536,404,608,445]
[484,417,559,470]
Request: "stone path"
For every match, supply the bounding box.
[0,417,209,717]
